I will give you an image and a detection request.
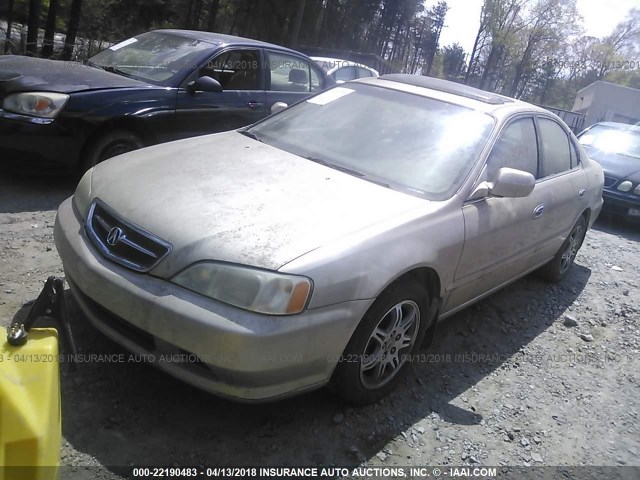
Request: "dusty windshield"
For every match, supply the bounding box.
[87,31,212,85]
[247,83,494,200]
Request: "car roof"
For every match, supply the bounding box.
[154,29,307,56]
[357,74,550,118]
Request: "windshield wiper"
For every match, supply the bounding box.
[101,65,132,77]
[239,130,263,143]
[303,156,366,177]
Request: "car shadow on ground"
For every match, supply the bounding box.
[0,172,76,214]
[592,213,640,242]
[11,263,590,474]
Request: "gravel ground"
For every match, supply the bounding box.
[1,172,638,479]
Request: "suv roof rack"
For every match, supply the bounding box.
[380,74,513,105]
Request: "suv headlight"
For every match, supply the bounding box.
[617,180,633,192]
[2,92,70,118]
[172,262,312,315]
[634,184,640,195]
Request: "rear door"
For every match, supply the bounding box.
[447,115,545,310]
[532,115,588,259]
[174,48,267,138]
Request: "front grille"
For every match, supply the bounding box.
[85,199,172,272]
[604,176,618,189]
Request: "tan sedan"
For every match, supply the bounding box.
[54,75,604,404]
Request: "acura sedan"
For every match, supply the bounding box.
[54,75,604,404]
[578,122,640,221]
[0,29,330,173]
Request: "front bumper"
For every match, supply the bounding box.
[54,197,371,401]
[602,189,640,221]
[0,110,83,172]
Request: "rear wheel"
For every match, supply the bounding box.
[330,282,431,405]
[80,129,144,173]
[537,215,587,283]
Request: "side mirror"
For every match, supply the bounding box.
[187,76,222,95]
[470,167,535,200]
[270,102,288,114]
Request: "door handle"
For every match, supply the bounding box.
[533,204,544,218]
[579,188,586,198]
[247,101,264,110]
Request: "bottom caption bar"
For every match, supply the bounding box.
[1,465,638,480]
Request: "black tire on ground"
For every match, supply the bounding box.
[537,215,588,283]
[80,129,144,173]
[330,282,432,405]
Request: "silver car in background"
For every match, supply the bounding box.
[311,56,379,83]
[54,75,604,404]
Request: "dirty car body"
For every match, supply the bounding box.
[54,75,604,403]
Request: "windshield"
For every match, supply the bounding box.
[87,31,213,85]
[247,83,494,200]
[579,125,640,160]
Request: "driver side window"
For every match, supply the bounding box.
[198,49,260,90]
[486,117,539,180]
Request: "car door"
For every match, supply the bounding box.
[446,116,545,311]
[265,50,324,109]
[532,115,588,259]
[174,48,267,139]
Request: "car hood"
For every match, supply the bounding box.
[584,146,640,183]
[89,131,428,277]
[0,55,151,94]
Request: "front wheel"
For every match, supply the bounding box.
[80,129,144,173]
[330,282,431,405]
[537,215,587,283]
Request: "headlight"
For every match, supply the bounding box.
[73,168,93,219]
[2,92,69,118]
[617,180,633,192]
[634,184,640,195]
[172,262,312,315]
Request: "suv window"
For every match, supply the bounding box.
[486,117,538,180]
[199,49,260,90]
[267,52,311,92]
[538,118,571,177]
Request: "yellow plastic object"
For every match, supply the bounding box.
[0,328,61,480]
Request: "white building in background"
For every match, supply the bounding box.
[572,80,640,128]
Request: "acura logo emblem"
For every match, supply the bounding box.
[106,226,125,246]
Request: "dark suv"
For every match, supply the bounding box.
[578,122,640,221]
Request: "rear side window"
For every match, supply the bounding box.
[267,52,311,92]
[569,139,579,168]
[538,118,571,177]
[486,117,538,180]
[334,66,357,82]
[356,67,374,78]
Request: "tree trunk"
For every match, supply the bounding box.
[41,0,59,58]
[26,0,41,56]
[207,0,220,31]
[288,0,306,48]
[62,0,83,60]
[4,0,15,54]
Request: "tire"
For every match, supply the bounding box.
[330,282,431,405]
[80,129,144,173]
[537,215,587,283]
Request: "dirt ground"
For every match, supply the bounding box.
[1,172,639,479]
